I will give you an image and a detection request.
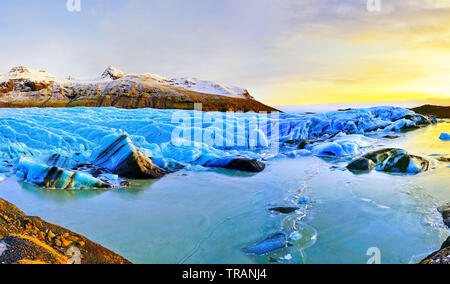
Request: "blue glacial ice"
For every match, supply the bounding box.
[15,158,110,189]
[309,134,375,157]
[243,233,287,255]
[0,106,435,189]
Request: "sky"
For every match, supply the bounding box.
[1,0,450,107]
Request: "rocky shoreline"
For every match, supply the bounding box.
[411,105,450,119]
[420,203,450,264]
[0,198,131,264]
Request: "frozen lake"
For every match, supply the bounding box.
[0,110,448,263]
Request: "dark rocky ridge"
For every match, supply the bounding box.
[411,105,450,119]
[0,198,131,264]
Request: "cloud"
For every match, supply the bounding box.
[0,0,448,106]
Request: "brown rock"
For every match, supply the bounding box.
[420,237,450,264]
[0,198,131,264]
[93,135,166,179]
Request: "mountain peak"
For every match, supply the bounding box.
[9,66,34,75]
[7,66,56,81]
[101,66,125,80]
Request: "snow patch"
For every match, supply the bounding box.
[0,66,251,99]
[3,66,58,82]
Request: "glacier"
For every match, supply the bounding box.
[0,106,436,189]
[15,158,110,189]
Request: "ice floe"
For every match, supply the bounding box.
[243,233,287,255]
[347,149,437,175]
[15,158,110,189]
[440,133,450,141]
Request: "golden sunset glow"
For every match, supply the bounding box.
[258,0,450,106]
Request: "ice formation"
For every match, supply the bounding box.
[0,106,436,189]
[347,149,436,175]
[440,133,450,141]
[15,158,110,189]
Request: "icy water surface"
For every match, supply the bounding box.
[0,121,449,264]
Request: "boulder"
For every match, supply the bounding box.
[438,203,450,228]
[298,140,314,150]
[0,198,131,264]
[420,204,450,264]
[383,135,400,139]
[420,237,450,264]
[347,158,376,172]
[204,157,266,173]
[347,149,435,175]
[378,152,430,174]
[92,134,166,179]
[269,207,300,214]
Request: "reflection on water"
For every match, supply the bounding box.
[0,121,448,264]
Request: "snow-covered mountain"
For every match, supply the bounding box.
[0,66,273,112]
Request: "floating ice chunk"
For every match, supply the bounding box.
[289,232,303,241]
[312,135,375,157]
[440,133,450,141]
[297,150,313,156]
[285,150,312,158]
[312,142,347,157]
[92,134,166,179]
[298,197,309,205]
[243,233,287,255]
[348,148,436,175]
[15,158,110,190]
[0,174,5,183]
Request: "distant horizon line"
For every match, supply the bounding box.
[273,101,450,113]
